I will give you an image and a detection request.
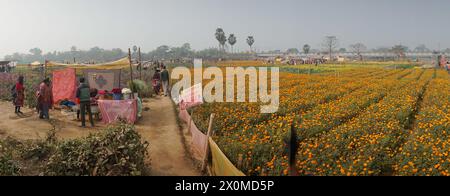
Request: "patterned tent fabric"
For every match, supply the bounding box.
[209,138,246,176]
[83,69,120,91]
[98,100,137,124]
[52,68,77,103]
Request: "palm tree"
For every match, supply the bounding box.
[228,34,237,53]
[215,28,227,52]
[247,36,255,52]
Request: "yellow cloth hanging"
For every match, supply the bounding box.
[46,57,132,70]
[209,138,245,176]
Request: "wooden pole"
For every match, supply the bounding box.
[44,60,47,80]
[119,69,122,89]
[202,113,215,173]
[139,47,142,80]
[128,48,134,99]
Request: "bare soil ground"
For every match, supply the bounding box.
[0,97,200,176]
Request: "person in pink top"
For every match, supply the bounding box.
[38,78,52,119]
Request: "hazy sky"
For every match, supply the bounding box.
[1,0,449,58]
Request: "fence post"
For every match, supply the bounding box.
[44,60,47,80]
[139,47,142,80]
[119,69,122,89]
[202,113,215,173]
[128,48,134,99]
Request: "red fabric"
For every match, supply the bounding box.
[39,83,53,105]
[15,83,24,91]
[15,82,24,107]
[98,99,137,124]
[52,68,77,104]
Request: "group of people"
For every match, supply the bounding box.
[11,76,95,128]
[152,64,170,97]
[12,76,52,119]
[0,65,13,73]
[446,61,450,73]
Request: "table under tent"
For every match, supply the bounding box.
[45,57,144,125]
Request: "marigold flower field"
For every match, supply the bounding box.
[188,67,450,176]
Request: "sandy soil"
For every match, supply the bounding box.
[0,97,200,176]
[137,96,200,176]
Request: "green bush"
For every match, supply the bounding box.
[0,123,150,176]
[44,123,149,176]
[20,131,57,161]
[128,79,152,97]
[0,154,20,176]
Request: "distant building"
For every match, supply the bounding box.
[0,61,17,73]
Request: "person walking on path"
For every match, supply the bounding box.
[152,68,162,96]
[38,78,53,119]
[76,78,94,128]
[13,76,25,114]
[161,66,170,97]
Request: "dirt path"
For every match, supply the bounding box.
[0,97,200,176]
[137,96,200,176]
[0,102,53,140]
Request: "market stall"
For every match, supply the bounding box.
[49,56,143,125]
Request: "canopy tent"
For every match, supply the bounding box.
[30,61,42,66]
[46,57,134,70]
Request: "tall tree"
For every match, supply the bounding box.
[349,43,367,61]
[392,45,409,60]
[286,48,299,54]
[247,36,255,52]
[215,28,227,52]
[303,44,311,55]
[228,34,237,53]
[182,43,191,51]
[414,44,430,53]
[70,46,78,63]
[29,48,43,56]
[322,36,339,61]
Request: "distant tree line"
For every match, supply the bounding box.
[4,43,253,64]
[4,32,450,64]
